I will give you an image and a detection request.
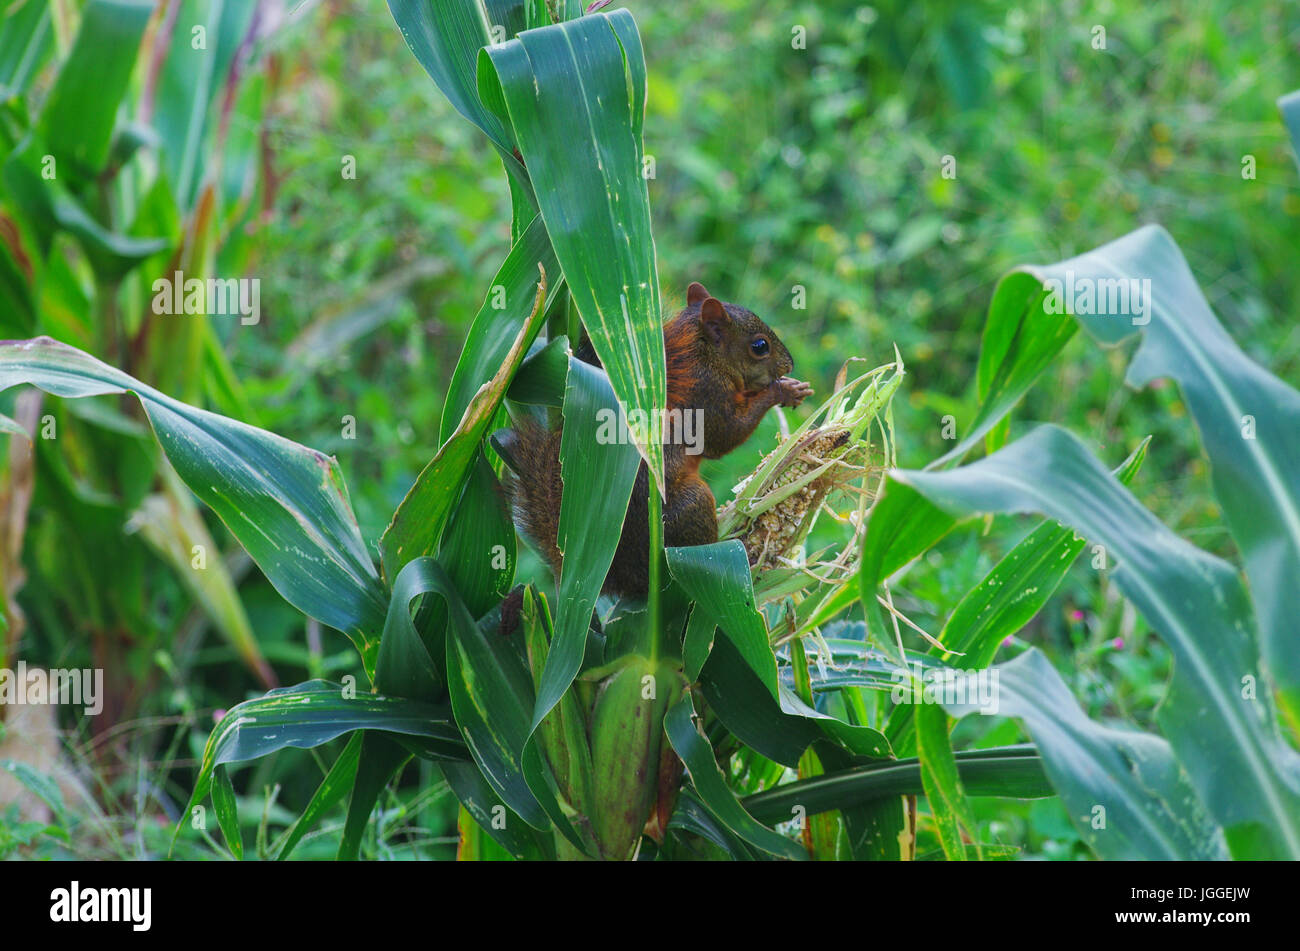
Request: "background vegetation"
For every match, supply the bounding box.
[2,0,1297,859]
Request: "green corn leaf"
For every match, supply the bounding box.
[531,357,639,729]
[914,700,980,860]
[178,678,464,852]
[839,793,907,862]
[435,450,515,619]
[858,479,957,659]
[681,603,715,683]
[380,261,548,582]
[129,466,275,688]
[386,0,528,193]
[1046,228,1300,716]
[153,0,259,210]
[788,638,837,860]
[481,10,667,496]
[899,424,1299,858]
[931,268,1074,465]
[274,732,363,861]
[518,587,595,834]
[740,746,1053,826]
[0,412,29,439]
[666,786,769,861]
[700,634,890,769]
[943,650,1226,860]
[393,556,589,854]
[0,0,53,98]
[210,764,243,860]
[374,549,449,704]
[217,61,267,221]
[37,0,152,180]
[441,759,556,860]
[937,435,1149,669]
[485,0,528,38]
[0,337,388,670]
[338,732,411,860]
[388,556,553,833]
[667,541,778,698]
[874,440,1150,756]
[941,225,1300,717]
[780,635,943,695]
[665,694,807,861]
[48,185,170,280]
[699,636,813,767]
[439,215,558,442]
[668,542,892,760]
[384,557,543,827]
[506,334,570,406]
[3,134,170,280]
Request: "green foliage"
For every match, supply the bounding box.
[863,225,1300,858]
[2,1,1296,863]
[0,337,388,666]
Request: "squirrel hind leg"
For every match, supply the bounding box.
[664,477,719,548]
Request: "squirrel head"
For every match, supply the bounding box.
[684,281,794,393]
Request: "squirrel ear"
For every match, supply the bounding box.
[699,297,728,344]
[686,281,711,306]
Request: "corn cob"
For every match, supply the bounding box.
[717,352,904,574]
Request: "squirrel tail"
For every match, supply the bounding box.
[497,418,565,578]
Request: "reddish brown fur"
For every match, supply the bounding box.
[664,319,697,410]
[502,282,807,599]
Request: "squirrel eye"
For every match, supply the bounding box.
[751,337,770,357]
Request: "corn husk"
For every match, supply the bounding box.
[717,349,904,619]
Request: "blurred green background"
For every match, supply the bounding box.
[4,0,1298,859]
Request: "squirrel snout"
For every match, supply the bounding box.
[774,353,793,379]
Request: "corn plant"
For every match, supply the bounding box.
[1,2,1295,861]
[845,89,1300,860]
[0,0,283,742]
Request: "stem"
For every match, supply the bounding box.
[647,476,663,663]
[565,292,580,347]
[546,285,569,343]
[789,635,814,706]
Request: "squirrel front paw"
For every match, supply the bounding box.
[773,376,813,407]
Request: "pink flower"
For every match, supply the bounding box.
[1111,638,1124,650]
[1070,609,1084,622]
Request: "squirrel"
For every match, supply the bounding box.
[498,281,812,601]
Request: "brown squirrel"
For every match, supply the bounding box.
[500,281,811,599]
